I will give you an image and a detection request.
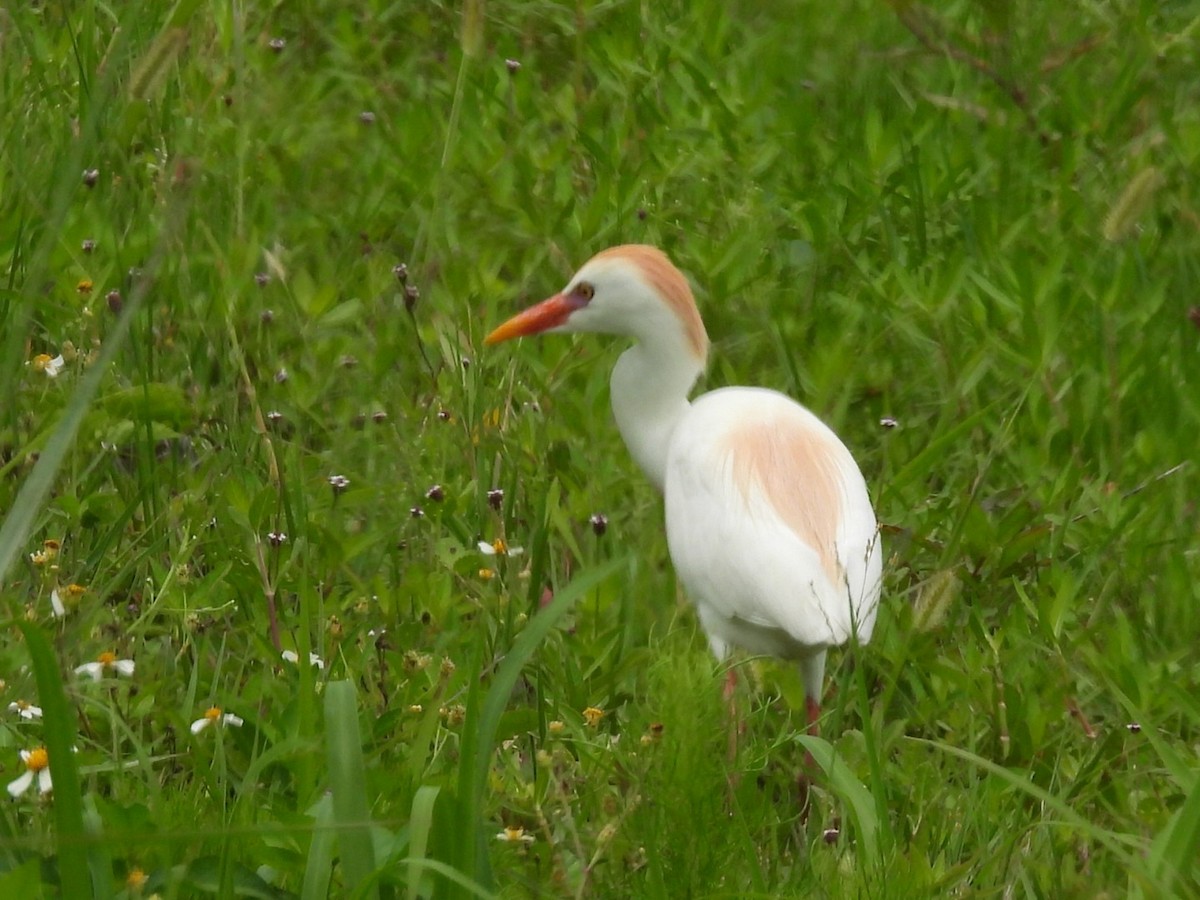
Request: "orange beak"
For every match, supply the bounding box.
[485,293,581,345]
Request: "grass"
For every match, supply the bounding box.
[1,0,1198,896]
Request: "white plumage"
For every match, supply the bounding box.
[486,245,882,735]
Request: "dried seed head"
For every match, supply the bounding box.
[505,58,521,74]
[1103,167,1164,242]
[404,284,420,311]
[359,111,376,124]
[590,513,608,536]
[261,309,274,324]
[487,488,504,510]
[425,484,444,502]
[392,263,409,283]
[410,506,425,519]
[328,474,350,494]
[274,367,289,383]
[268,37,287,52]
[822,827,840,845]
[267,531,287,547]
[81,239,96,253]
[879,416,898,429]
[372,410,388,424]
[637,208,647,221]
[254,272,270,287]
[83,168,100,187]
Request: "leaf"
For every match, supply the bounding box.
[456,557,627,889]
[19,623,88,899]
[795,734,880,860]
[324,680,378,899]
[301,793,336,900]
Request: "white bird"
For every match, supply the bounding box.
[486,245,882,747]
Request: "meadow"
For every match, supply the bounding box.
[1,0,1198,896]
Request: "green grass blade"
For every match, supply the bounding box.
[300,792,336,900]
[911,737,1166,892]
[1148,774,1200,892]
[19,622,89,899]
[406,785,440,900]
[796,734,880,860]
[324,680,378,899]
[457,557,627,888]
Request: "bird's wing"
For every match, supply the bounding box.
[664,389,881,653]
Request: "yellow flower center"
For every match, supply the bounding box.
[15,700,30,711]
[492,539,507,554]
[582,706,605,727]
[66,583,87,596]
[503,826,526,841]
[77,278,94,294]
[44,539,61,553]
[479,568,495,580]
[32,354,53,371]
[98,651,118,666]
[26,747,49,772]
[204,707,223,721]
[126,867,148,889]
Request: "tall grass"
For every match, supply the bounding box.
[1,0,1197,896]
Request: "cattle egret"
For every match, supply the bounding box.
[486,245,882,753]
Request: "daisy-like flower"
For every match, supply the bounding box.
[50,582,87,617]
[30,353,66,377]
[126,867,149,891]
[477,538,524,557]
[190,706,244,734]
[582,706,605,728]
[8,700,43,724]
[496,826,535,844]
[281,650,325,670]
[8,700,43,720]
[7,747,52,797]
[75,651,135,681]
[30,539,61,567]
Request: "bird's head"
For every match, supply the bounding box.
[485,245,709,362]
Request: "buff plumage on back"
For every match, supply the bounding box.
[722,414,849,592]
[591,245,710,362]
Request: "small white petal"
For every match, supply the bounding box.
[223,714,244,728]
[36,769,52,794]
[113,659,135,677]
[281,650,299,664]
[50,589,66,617]
[309,653,325,670]
[74,662,104,681]
[190,718,211,734]
[478,541,497,555]
[44,355,65,377]
[7,771,33,798]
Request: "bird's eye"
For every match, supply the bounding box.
[574,282,595,302]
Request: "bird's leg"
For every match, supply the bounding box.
[724,666,740,765]
[797,652,826,816]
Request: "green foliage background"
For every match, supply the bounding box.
[1,0,1197,896]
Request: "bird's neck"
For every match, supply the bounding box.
[609,337,704,491]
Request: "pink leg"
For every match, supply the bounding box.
[798,693,821,814]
